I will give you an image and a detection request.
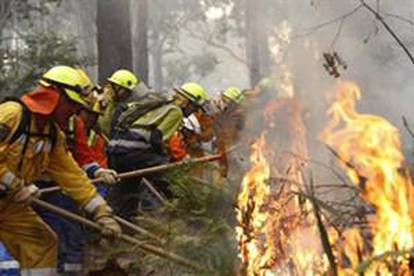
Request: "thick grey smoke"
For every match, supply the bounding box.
[282,0,414,160]
[50,0,414,159]
[178,0,414,180]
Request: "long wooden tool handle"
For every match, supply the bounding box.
[91,154,222,184]
[114,216,164,243]
[31,198,205,271]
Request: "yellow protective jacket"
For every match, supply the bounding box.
[0,102,104,212]
[98,100,115,139]
[131,103,183,142]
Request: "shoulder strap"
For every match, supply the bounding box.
[2,98,33,173]
[2,97,57,148]
[1,97,31,144]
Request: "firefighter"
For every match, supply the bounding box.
[77,95,115,186]
[69,71,117,187]
[107,82,208,218]
[0,65,121,275]
[35,73,118,275]
[98,69,140,138]
[214,87,246,177]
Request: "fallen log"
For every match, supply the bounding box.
[32,198,206,272]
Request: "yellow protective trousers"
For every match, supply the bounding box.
[0,198,57,274]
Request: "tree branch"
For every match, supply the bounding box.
[360,0,414,66]
[329,17,345,49]
[384,12,414,27]
[402,116,414,140]
[184,25,248,65]
[294,4,363,38]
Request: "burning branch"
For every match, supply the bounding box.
[323,143,367,190]
[306,175,338,276]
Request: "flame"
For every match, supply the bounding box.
[235,134,274,275]
[236,95,329,274]
[237,18,334,274]
[321,81,414,274]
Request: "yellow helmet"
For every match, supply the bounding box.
[222,87,244,104]
[175,82,208,106]
[107,69,139,91]
[39,65,90,106]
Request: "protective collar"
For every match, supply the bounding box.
[21,86,60,115]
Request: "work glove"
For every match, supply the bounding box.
[94,168,119,185]
[13,184,40,204]
[93,204,122,239]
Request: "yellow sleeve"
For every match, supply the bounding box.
[98,101,115,138]
[158,107,183,141]
[0,102,24,190]
[46,129,106,212]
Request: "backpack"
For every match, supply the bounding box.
[0,98,58,169]
[113,93,172,132]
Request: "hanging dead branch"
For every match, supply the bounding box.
[360,0,414,66]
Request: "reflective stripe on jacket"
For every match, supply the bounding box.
[108,104,183,154]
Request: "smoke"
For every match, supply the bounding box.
[274,0,414,158]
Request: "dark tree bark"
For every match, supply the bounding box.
[131,0,149,84]
[245,0,270,86]
[97,0,133,83]
[152,28,163,91]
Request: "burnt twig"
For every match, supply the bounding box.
[307,173,338,276]
[402,116,414,140]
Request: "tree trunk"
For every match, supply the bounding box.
[152,28,164,92]
[72,0,98,79]
[131,0,149,84]
[97,0,133,84]
[245,0,270,86]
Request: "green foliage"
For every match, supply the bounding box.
[0,0,61,27]
[0,30,94,96]
[149,0,237,90]
[103,163,239,275]
[0,0,92,97]
[164,52,219,88]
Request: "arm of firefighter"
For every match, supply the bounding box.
[72,116,100,178]
[168,132,188,161]
[46,131,105,212]
[0,102,24,192]
[157,107,183,142]
[94,135,108,168]
[98,101,115,138]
